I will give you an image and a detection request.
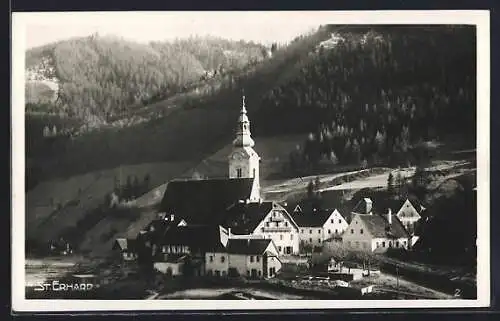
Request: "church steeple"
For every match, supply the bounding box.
[228,94,261,202]
[233,95,255,148]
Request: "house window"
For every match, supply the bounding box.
[376,242,380,248]
[247,270,250,276]
[403,240,407,246]
[351,229,354,234]
[309,238,312,243]
[318,239,321,243]
[355,241,359,248]
[301,229,304,233]
[222,270,226,277]
[275,222,279,227]
[360,229,364,234]
[215,270,220,276]
[389,241,393,248]
[338,219,342,224]
[290,234,293,240]
[331,219,334,223]
[382,242,386,247]
[318,229,321,234]
[256,256,260,262]
[237,168,242,178]
[261,228,264,232]
[335,229,338,234]
[250,256,254,262]
[258,270,261,277]
[285,222,288,227]
[221,256,226,263]
[328,230,331,234]
[309,229,312,234]
[280,235,283,240]
[396,241,400,248]
[278,246,282,252]
[209,255,213,262]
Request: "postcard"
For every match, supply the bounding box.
[11,10,490,312]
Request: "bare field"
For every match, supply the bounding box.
[26,161,195,242]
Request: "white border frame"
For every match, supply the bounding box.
[12,10,490,312]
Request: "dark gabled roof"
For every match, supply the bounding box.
[222,201,273,234]
[112,238,137,252]
[158,225,226,252]
[142,217,185,245]
[159,178,254,225]
[290,209,332,227]
[355,213,409,239]
[286,199,351,224]
[225,239,273,255]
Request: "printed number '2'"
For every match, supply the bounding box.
[454,288,462,297]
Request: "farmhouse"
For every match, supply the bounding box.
[291,207,349,252]
[143,224,228,276]
[223,201,300,255]
[342,207,410,253]
[205,238,282,279]
[112,238,138,261]
[394,198,425,235]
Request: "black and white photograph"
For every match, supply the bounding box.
[11,11,490,312]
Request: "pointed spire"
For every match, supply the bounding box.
[241,94,247,113]
[233,93,254,147]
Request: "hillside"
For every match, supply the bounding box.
[257,25,476,172]
[25,34,268,123]
[25,25,477,257]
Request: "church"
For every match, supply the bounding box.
[157,95,262,226]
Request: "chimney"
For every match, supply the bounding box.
[365,198,373,214]
[170,214,175,222]
[387,208,392,225]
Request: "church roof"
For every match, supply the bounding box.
[159,178,255,225]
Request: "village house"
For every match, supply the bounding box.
[138,224,229,276]
[290,206,349,252]
[342,198,410,253]
[205,238,282,279]
[223,201,300,256]
[394,198,425,236]
[112,238,138,261]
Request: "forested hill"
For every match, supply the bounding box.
[255,25,476,171]
[25,34,268,123]
[26,26,330,185]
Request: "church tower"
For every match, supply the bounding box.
[228,95,261,202]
